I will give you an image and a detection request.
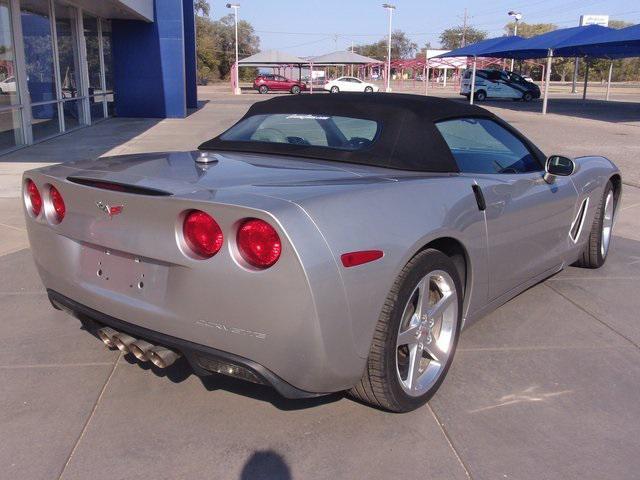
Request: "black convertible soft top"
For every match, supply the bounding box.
[198,93,504,172]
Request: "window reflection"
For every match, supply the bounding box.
[20,0,56,103]
[0,0,19,106]
[83,14,101,94]
[55,1,80,99]
[32,102,60,140]
[101,19,112,92]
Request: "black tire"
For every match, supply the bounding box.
[574,181,616,269]
[364,86,374,93]
[349,249,463,412]
[258,85,268,94]
[522,92,533,102]
[475,90,487,101]
[290,85,301,95]
[330,86,339,93]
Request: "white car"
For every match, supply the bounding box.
[324,77,379,93]
[0,76,17,94]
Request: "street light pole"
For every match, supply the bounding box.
[227,3,241,95]
[382,3,395,92]
[508,11,522,72]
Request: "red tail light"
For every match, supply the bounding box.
[183,210,223,258]
[26,179,42,216]
[49,186,65,223]
[237,218,281,268]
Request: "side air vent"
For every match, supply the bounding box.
[569,197,589,242]
[67,177,172,196]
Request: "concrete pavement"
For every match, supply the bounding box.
[1,90,639,480]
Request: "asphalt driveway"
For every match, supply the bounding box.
[1,91,639,480]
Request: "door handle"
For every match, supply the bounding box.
[472,185,486,211]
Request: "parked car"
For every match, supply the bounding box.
[324,76,379,93]
[461,69,541,101]
[0,76,17,94]
[253,74,306,94]
[24,93,620,412]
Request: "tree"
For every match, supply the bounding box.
[439,26,487,50]
[196,13,260,83]
[354,30,418,60]
[503,22,556,38]
[194,0,210,17]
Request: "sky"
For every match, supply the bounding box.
[204,0,640,56]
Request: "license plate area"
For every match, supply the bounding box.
[79,244,168,302]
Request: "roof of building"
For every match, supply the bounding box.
[307,51,381,65]
[239,50,307,65]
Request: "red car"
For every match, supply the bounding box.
[253,74,306,94]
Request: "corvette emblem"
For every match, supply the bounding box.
[96,201,124,218]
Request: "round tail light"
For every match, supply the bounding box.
[26,179,42,216]
[49,186,65,223]
[183,210,223,258]
[237,218,281,269]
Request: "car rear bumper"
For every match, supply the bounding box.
[48,289,327,399]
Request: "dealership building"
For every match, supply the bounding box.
[0,0,196,155]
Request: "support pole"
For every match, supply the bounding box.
[425,64,430,96]
[571,57,579,93]
[443,67,447,88]
[309,63,313,94]
[582,61,589,101]
[606,61,613,101]
[469,56,477,105]
[542,49,553,115]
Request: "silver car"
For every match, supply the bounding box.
[23,94,620,412]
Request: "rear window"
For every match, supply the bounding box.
[220,114,380,151]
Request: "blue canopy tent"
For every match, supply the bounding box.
[550,23,640,59]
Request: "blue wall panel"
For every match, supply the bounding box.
[112,0,195,118]
[183,0,198,109]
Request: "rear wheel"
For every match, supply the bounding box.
[290,85,301,94]
[350,249,462,412]
[258,85,268,94]
[475,90,487,101]
[522,91,533,102]
[364,86,374,93]
[330,86,339,93]
[574,181,616,268]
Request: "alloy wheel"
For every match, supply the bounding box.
[601,190,614,258]
[395,270,458,397]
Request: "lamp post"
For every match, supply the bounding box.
[382,3,395,92]
[227,3,241,95]
[508,11,521,72]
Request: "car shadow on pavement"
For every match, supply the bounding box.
[120,352,344,411]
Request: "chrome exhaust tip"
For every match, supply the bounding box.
[129,340,155,362]
[148,346,182,369]
[97,327,118,348]
[112,333,137,354]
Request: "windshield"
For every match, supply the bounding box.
[220,114,381,151]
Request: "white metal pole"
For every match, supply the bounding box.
[233,6,240,95]
[606,61,613,101]
[582,61,589,100]
[542,49,553,114]
[443,67,447,87]
[469,56,477,105]
[386,7,393,92]
[571,57,579,93]
[310,63,313,94]
[510,20,518,72]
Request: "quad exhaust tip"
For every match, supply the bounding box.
[148,346,182,369]
[97,327,118,348]
[112,333,137,354]
[129,340,155,362]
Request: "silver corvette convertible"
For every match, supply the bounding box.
[23,94,620,412]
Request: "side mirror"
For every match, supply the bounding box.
[544,155,575,183]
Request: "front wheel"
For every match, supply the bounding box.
[350,249,462,412]
[574,181,616,268]
[290,85,301,94]
[330,86,339,93]
[475,90,487,101]
[258,85,268,94]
